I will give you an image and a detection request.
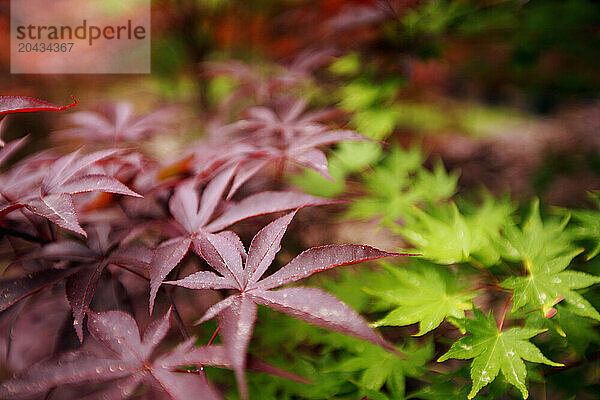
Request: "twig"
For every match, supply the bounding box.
[498,294,513,331]
[162,286,208,382]
[207,327,220,346]
[163,287,191,341]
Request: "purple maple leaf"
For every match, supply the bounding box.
[31,224,152,341]
[0,309,223,400]
[4,223,152,341]
[192,98,365,198]
[165,210,403,399]
[17,149,142,236]
[0,118,29,171]
[0,95,77,115]
[203,52,334,114]
[149,166,340,313]
[55,101,178,144]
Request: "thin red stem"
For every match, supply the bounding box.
[498,295,513,331]
[207,327,220,346]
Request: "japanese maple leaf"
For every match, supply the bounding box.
[225,98,340,143]
[203,55,332,114]
[165,210,402,399]
[55,101,178,144]
[501,201,600,319]
[502,249,600,320]
[186,98,359,198]
[0,154,51,218]
[30,223,153,341]
[0,266,78,314]
[368,263,475,335]
[22,149,142,236]
[149,166,340,312]
[0,309,224,400]
[333,338,433,397]
[0,95,77,115]
[0,118,28,168]
[438,309,563,399]
[325,2,391,32]
[280,48,338,85]
[567,193,600,260]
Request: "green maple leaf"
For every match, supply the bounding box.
[396,192,513,266]
[568,192,600,260]
[328,52,360,76]
[242,353,354,400]
[289,158,348,198]
[525,305,600,357]
[504,199,574,263]
[501,201,600,320]
[461,192,516,265]
[397,203,474,264]
[347,146,457,225]
[502,250,600,320]
[409,379,471,400]
[438,309,563,399]
[367,263,475,335]
[317,268,395,313]
[333,338,433,398]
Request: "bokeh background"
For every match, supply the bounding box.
[2,0,600,206]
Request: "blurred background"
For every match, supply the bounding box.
[1,0,600,205]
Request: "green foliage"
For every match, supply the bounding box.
[288,158,348,198]
[342,143,600,400]
[328,53,361,76]
[525,305,600,357]
[368,262,475,335]
[568,192,600,259]
[396,197,512,266]
[502,201,600,320]
[438,309,563,399]
[232,354,355,400]
[233,139,600,400]
[332,338,433,398]
[347,145,458,225]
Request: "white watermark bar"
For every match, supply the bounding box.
[11,0,150,74]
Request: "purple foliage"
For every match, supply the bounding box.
[0,95,77,115]
[0,309,223,400]
[0,94,404,399]
[166,211,402,399]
